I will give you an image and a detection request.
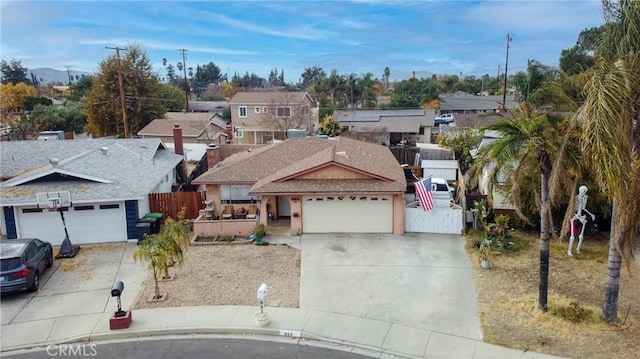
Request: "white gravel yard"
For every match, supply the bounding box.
[133,243,301,309]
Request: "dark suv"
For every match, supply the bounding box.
[1,238,53,294]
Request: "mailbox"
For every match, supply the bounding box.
[111,280,124,297]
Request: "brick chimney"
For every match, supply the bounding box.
[206,144,221,169]
[173,124,184,155]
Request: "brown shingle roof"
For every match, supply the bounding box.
[193,137,405,194]
[228,91,313,105]
[138,118,224,137]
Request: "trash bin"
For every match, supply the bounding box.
[138,217,161,235]
[136,221,151,244]
[144,213,163,220]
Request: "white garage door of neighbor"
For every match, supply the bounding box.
[302,195,393,233]
[16,203,127,245]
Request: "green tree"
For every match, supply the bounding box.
[85,44,165,137]
[6,112,39,140]
[512,60,558,103]
[559,26,603,75]
[133,233,170,300]
[30,102,87,133]
[383,93,419,109]
[317,114,342,137]
[471,104,568,312]
[300,65,326,89]
[578,0,639,323]
[1,59,30,85]
[438,128,482,174]
[24,96,53,111]
[67,75,94,102]
[157,83,187,112]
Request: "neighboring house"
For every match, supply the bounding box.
[137,112,228,144]
[228,92,319,144]
[0,138,184,245]
[334,109,436,146]
[188,101,228,116]
[192,136,406,236]
[438,93,518,128]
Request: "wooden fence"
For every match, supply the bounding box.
[149,192,204,220]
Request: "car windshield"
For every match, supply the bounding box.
[0,243,26,258]
[1,257,22,271]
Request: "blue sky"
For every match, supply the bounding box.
[1,0,604,83]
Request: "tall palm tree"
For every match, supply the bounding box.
[471,104,567,311]
[579,0,639,323]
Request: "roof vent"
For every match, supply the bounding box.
[49,158,60,166]
[100,146,108,155]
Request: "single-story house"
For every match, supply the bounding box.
[192,136,406,236]
[137,112,229,144]
[0,138,184,245]
[333,109,436,146]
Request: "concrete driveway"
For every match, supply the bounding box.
[299,233,482,340]
[1,242,148,347]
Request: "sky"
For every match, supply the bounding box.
[0,0,605,83]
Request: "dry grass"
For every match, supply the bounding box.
[467,230,640,359]
[133,243,301,309]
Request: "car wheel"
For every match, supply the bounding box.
[46,251,53,269]
[29,271,40,292]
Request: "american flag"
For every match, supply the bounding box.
[414,177,434,211]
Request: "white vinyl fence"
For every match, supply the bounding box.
[405,203,464,234]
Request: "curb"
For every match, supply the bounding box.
[1,326,418,359]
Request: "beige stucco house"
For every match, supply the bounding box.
[192,136,406,237]
[228,92,319,144]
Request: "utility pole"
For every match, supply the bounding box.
[495,65,501,95]
[502,34,512,111]
[66,66,72,86]
[105,45,130,138]
[412,71,416,101]
[179,49,190,112]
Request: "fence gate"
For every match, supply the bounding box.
[149,192,204,220]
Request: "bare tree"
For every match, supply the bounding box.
[259,93,316,132]
[341,125,388,144]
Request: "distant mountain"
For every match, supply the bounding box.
[28,67,94,85]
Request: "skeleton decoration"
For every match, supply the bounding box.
[568,185,596,256]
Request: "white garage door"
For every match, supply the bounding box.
[16,203,127,245]
[302,195,393,233]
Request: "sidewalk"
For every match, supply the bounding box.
[1,235,566,358]
[0,305,562,358]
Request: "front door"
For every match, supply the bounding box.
[277,196,291,218]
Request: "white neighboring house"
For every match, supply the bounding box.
[0,138,183,245]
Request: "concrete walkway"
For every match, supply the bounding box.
[1,235,565,358]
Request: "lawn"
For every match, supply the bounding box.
[466,229,639,359]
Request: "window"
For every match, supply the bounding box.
[99,204,120,210]
[220,185,252,204]
[302,105,309,115]
[74,205,95,211]
[25,245,39,261]
[255,106,261,113]
[235,129,244,138]
[262,107,268,113]
[22,208,43,213]
[239,106,247,118]
[276,106,291,118]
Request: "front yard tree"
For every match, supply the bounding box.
[133,234,170,300]
[580,0,639,323]
[260,92,316,132]
[157,83,187,112]
[85,44,164,137]
[471,104,567,312]
[1,58,30,85]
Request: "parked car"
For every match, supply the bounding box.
[1,238,53,294]
[435,113,455,122]
[434,119,449,127]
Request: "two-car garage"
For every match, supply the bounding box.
[302,195,394,233]
[14,203,127,246]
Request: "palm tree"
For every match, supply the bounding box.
[133,233,169,300]
[471,104,568,311]
[579,0,639,323]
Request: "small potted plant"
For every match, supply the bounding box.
[479,239,493,269]
[253,223,266,245]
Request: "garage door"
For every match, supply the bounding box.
[302,195,393,233]
[16,203,127,245]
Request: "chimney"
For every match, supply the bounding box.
[173,124,184,155]
[206,144,221,169]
